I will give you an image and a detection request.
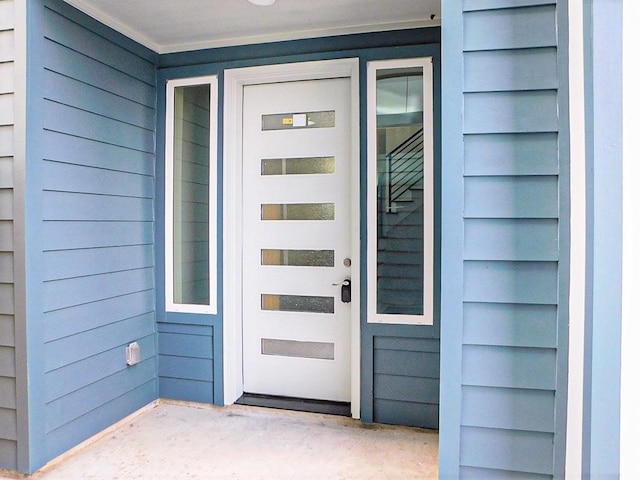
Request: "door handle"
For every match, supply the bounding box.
[332,279,351,303]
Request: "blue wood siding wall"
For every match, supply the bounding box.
[25,0,158,471]
[441,0,569,477]
[159,323,214,403]
[0,0,18,469]
[155,30,440,425]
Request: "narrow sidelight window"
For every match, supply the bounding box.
[367,58,434,325]
[165,76,217,314]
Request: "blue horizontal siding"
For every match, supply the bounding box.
[159,331,213,359]
[455,4,564,476]
[464,48,557,92]
[159,378,213,404]
[461,386,555,432]
[43,70,155,129]
[159,356,212,382]
[464,133,559,176]
[372,335,439,429]
[42,160,153,199]
[41,6,155,85]
[462,345,556,390]
[158,324,214,404]
[464,90,558,134]
[43,245,153,281]
[373,335,439,352]
[374,350,439,378]
[460,466,551,480]
[45,334,155,403]
[42,221,153,251]
[43,268,154,312]
[45,380,156,463]
[29,0,159,471]
[463,5,557,51]
[158,322,212,336]
[374,375,439,404]
[465,176,558,219]
[373,400,439,430]
[464,261,558,305]
[464,218,558,261]
[460,426,554,475]
[463,302,557,348]
[43,290,154,342]
[43,192,153,222]
[44,314,154,372]
[45,358,155,432]
[42,40,155,107]
[42,130,154,176]
[43,100,154,152]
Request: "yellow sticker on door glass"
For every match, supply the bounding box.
[282,117,293,125]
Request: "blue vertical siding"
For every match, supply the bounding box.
[25,0,158,471]
[442,0,569,476]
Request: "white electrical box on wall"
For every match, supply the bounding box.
[125,342,141,366]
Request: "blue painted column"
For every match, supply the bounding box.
[582,0,622,477]
[438,0,464,477]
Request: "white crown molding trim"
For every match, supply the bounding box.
[157,20,438,54]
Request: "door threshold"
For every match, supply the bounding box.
[236,393,351,417]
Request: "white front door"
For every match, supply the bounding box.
[242,78,352,402]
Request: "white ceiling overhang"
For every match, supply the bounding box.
[63,0,441,54]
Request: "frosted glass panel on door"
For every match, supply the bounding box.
[261,339,335,360]
[261,249,335,267]
[261,294,335,314]
[261,157,336,176]
[172,84,211,306]
[261,203,335,221]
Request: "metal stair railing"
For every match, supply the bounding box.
[385,128,424,213]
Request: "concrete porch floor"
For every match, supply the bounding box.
[2,401,439,479]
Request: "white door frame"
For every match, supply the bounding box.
[222,58,361,418]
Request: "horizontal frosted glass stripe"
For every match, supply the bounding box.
[262,111,335,130]
[261,339,335,360]
[261,203,334,221]
[261,157,335,176]
[261,249,334,267]
[261,294,334,314]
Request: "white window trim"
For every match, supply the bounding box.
[366,57,434,325]
[222,59,361,418]
[165,75,218,314]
